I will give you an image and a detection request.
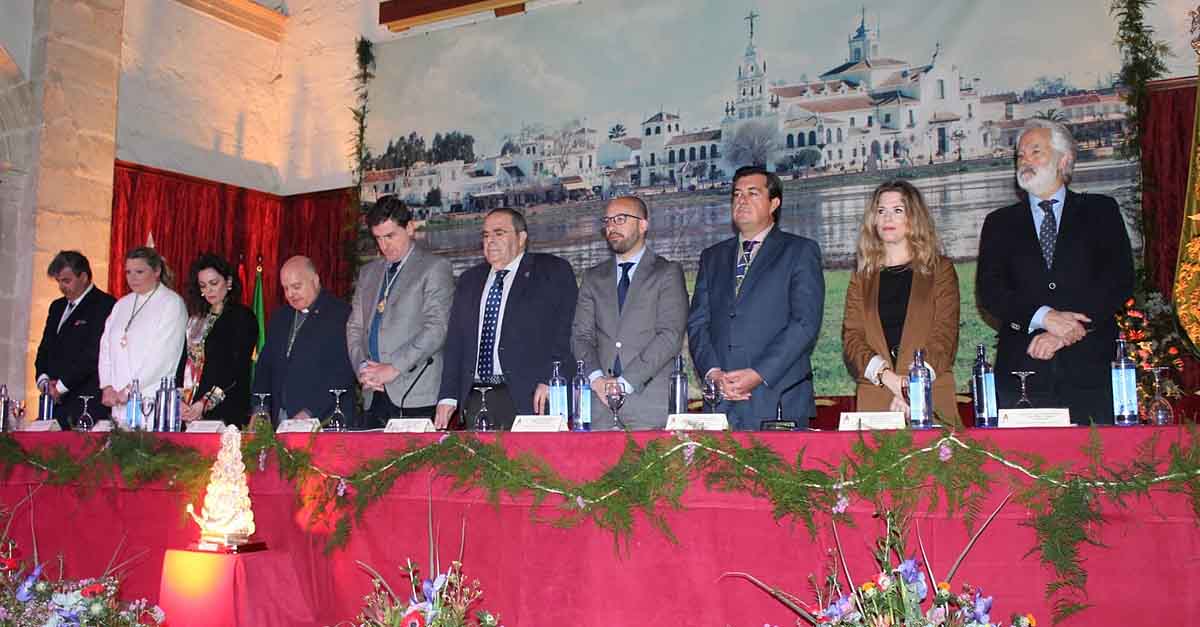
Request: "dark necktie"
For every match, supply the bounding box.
[1037,199,1059,269]
[735,240,758,295]
[368,261,402,361]
[613,262,635,376]
[476,269,509,380]
[57,301,76,333]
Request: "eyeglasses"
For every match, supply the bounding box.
[599,213,644,227]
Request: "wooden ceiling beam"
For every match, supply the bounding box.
[379,0,527,32]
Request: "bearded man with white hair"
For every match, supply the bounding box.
[976,119,1133,425]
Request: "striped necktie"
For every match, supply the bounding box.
[735,240,758,295]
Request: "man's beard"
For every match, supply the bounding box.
[1017,161,1058,194]
[606,233,640,255]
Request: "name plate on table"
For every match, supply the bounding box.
[998,408,1071,428]
[385,418,436,433]
[185,420,225,433]
[277,418,321,433]
[511,415,568,432]
[838,412,906,431]
[22,420,60,432]
[665,413,729,431]
[92,420,114,432]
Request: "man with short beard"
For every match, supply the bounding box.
[977,119,1133,424]
[571,196,688,429]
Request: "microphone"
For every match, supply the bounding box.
[760,372,813,431]
[400,357,435,417]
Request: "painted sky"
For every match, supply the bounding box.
[367,0,1196,158]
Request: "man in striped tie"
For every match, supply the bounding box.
[435,208,577,430]
[687,165,825,430]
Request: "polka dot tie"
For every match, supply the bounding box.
[1037,199,1058,269]
[476,269,508,380]
[735,240,758,295]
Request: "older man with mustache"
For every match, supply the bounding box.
[976,119,1134,424]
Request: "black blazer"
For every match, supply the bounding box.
[175,303,258,426]
[438,252,577,417]
[251,290,357,425]
[687,227,825,429]
[977,189,1134,422]
[34,285,116,425]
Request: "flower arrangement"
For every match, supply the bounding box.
[1116,292,1188,400]
[728,509,1034,627]
[353,558,499,627]
[0,541,165,627]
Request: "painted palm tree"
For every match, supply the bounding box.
[1034,108,1067,123]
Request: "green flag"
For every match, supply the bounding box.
[252,264,266,357]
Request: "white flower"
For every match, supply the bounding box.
[89,600,105,615]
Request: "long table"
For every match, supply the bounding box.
[0,428,1196,626]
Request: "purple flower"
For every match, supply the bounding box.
[832,494,850,514]
[336,479,347,497]
[15,563,42,602]
[257,449,267,470]
[970,590,993,624]
[575,495,586,509]
[938,443,953,462]
[820,595,852,620]
[682,442,697,465]
[896,558,929,601]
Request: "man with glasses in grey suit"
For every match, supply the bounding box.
[347,195,454,428]
[572,196,688,429]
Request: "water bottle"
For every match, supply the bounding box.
[907,349,933,429]
[37,380,54,423]
[154,378,169,432]
[571,360,591,431]
[668,355,688,415]
[0,384,10,432]
[548,360,569,419]
[164,385,182,432]
[1111,338,1140,426]
[971,344,998,428]
[128,379,142,430]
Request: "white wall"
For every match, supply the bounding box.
[116,0,284,192]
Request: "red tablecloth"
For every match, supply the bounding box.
[1,428,1196,626]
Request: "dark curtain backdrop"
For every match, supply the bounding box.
[1142,77,1200,412]
[109,162,354,323]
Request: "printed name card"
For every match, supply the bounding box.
[665,413,729,431]
[511,415,568,432]
[22,420,61,432]
[277,418,321,433]
[997,408,1072,428]
[838,412,906,431]
[92,420,114,432]
[385,418,436,433]
[185,420,225,433]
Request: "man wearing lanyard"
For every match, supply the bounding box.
[347,195,454,428]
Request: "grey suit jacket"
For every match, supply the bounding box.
[571,247,688,429]
[347,245,454,411]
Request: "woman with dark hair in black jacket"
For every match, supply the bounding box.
[176,253,259,426]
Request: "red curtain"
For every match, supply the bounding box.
[110,162,354,323]
[1141,77,1200,410]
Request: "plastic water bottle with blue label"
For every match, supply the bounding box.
[548,360,569,420]
[1111,338,1140,426]
[971,344,998,427]
[571,359,591,431]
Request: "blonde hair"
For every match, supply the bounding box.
[855,179,942,276]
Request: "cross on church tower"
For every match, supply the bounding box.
[745,10,759,41]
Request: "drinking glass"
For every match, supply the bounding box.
[327,389,347,432]
[701,375,724,412]
[251,393,271,431]
[140,396,156,431]
[1011,371,1036,408]
[1147,367,1174,426]
[473,386,494,431]
[604,381,628,431]
[76,395,95,432]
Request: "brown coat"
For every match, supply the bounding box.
[842,256,961,424]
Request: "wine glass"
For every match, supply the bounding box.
[1146,367,1174,426]
[140,396,156,432]
[1011,371,1036,409]
[604,380,628,431]
[251,393,271,431]
[76,395,95,432]
[701,375,724,412]
[327,389,347,432]
[473,386,494,431]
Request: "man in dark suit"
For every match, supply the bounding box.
[572,196,688,429]
[253,256,357,426]
[34,251,116,429]
[347,196,453,428]
[688,165,825,430]
[977,119,1133,424]
[434,208,577,430]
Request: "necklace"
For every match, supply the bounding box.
[121,284,159,347]
[375,254,409,314]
